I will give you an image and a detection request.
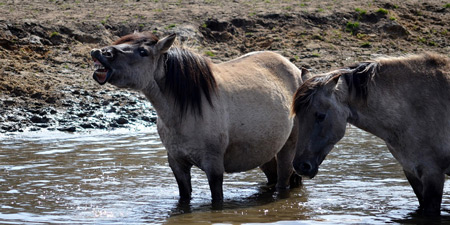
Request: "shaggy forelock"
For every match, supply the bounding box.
[113,31,159,45]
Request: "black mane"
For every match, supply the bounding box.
[292,62,378,115]
[164,47,217,118]
[342,62,378,102]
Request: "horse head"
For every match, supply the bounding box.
[291,73,352,178]
[91,32,176,90]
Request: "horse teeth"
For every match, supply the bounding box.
[94,63,105,70]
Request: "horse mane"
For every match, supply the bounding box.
[291,74,331,115]
[291,62,378,116]
[112,31,217,118]
[113,31,159,45]
[292,52,448,116]
[164,47,217,117]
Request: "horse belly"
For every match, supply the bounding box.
[223,131,290,173]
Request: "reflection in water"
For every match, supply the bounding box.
[0,126,448,224]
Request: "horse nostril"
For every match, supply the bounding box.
[101,48,115,58]
[300,162,312,173]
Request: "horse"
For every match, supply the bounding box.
[90,31,307,205]
[291,52,450,216]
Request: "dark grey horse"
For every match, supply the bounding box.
[292,53,450,216]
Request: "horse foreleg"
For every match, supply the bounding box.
[421,172,444,216]
[260,157,278,187]
[168,154,192,203]
[205,167,224,206]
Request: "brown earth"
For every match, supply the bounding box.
[0,0,448,133]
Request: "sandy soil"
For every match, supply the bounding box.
[0,0,448,133]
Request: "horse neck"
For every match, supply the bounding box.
[141,58,182,126]
[343,67,399,141]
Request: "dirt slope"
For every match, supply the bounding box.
[0,0,448,133]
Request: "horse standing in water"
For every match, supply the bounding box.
[291,53,450,216]
[90,32,306,205]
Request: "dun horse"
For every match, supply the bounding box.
[91,32,306,205]
[291,53,450,216]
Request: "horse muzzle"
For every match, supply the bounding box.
[293,160,319,179]
[91,49,114,85]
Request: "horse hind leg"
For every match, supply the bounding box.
[403,169,424,208]
[260,157,277,187]
[276,121,301,190]
[404,168,445,216]
[421,171,445,216]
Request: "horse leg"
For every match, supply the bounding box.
[276,121,299,190]
[168,153,192,203]
[260,157,277,187]
[202,159,225,206]
[421,172,444,216]
[403,169,424,208]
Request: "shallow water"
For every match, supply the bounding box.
[0,126,449,224]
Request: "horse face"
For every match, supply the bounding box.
[293,89,348,178]
[90,34,176,90]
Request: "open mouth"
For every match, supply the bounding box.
[93,59,109,84]
[91,50,113,85]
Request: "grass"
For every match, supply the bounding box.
[165,24,176,29]
[355,8,367,16]
[49,31,59,38]
[445,3,450,8]
[101,15,110,25]
[312,34,324,41]
[376,8,389,15]
[360,42,371,48]
[346,21,359,34]
[204,50,215,57]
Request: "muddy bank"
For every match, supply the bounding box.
[0,0,448,133]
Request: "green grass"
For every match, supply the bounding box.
[165,24,176,29]
[360,42,371,48]
[445,3,450,8]
[100,15,110,25]
[355,8,367,16]
[418,37,427,44]
[49,31,59,38]
[204,50,215,57]
[346,21,360,34]
[376,8,389,15]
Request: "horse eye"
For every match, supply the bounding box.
[315,112,326,122]
[138,48,149,57]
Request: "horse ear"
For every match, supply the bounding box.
[300,67,313,82]
[325,74,340,87]
[324,74,341,95]
[156,33,176,53]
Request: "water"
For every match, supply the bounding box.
[0,126,449,224]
